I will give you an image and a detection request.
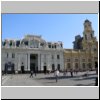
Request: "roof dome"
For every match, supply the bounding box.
[84,19,91,23]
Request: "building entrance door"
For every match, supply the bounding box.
[21,66,25,73]
[44,66,47,74]
[30,54,38,72]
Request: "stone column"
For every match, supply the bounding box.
[28,53,30,71]
[38,53,40,71]
[60,52,64,71]
[25,54,27,71]
[18,54,21,71]
[41,54,44,71]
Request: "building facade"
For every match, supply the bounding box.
[1,19,98,73]
[2,35,64,73]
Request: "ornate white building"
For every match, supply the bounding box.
[2,35,64,73]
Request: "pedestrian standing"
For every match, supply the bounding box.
[30,70,33,78]
[54,69,59,83]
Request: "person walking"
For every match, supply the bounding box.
[54,69,59,83]
[70,69,73,77]
[30,70,34,78]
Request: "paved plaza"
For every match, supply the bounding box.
[2,71,97,86]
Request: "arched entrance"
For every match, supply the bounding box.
[30,54,38,73]
[4,62,15,74]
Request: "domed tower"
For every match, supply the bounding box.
[82,19,97,51]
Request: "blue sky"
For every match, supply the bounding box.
[2,14,98,48]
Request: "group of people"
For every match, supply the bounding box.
[63,69,79,77]
[30,70,37,78]
[29,69,60,82]
[29,69,75,83]
[29,69,78,82]
[29,68,98,85]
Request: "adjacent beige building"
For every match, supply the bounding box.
[64,19,98,71]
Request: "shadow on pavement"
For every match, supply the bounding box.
[37,76,77,80]
[73,76,96,81]
[75,83,95,86]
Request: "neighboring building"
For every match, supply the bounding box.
[2,35,64,73]
[73,35,83,49]
[1,19,98,74]
[64,19,98,71]
[64,49,98,71]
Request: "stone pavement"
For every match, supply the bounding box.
[2,71,97,86]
